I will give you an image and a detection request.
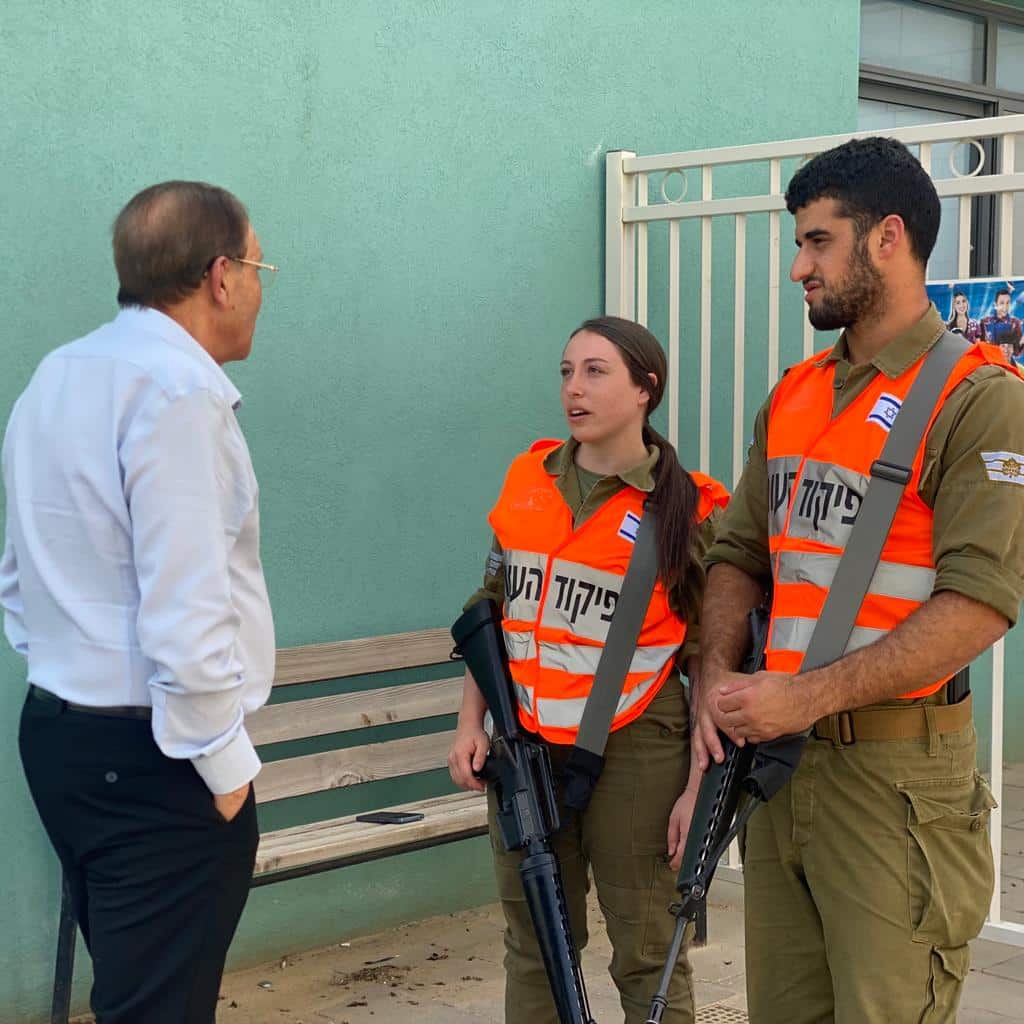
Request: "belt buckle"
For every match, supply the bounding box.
[824,711,856,748]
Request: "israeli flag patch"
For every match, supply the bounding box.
[618,510,641,544]
[980,451,1024,485]
[867,393,902,432]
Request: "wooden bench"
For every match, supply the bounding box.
[51,627,489,1024]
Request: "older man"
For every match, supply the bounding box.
[1,181,277,1023]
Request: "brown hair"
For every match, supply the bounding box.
[112,181,249,308]
[570,316,699,602]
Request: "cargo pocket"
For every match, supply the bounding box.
[896,771,996,948]
[594,856,678,960]
[620,684,689,856]
[921,945,970,1023]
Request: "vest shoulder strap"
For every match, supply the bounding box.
[574,502,660,754]
[690,471,731,520]
[529,437,562,454]
[563,502,661,811]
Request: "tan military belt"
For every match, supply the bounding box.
[813,693,973,746]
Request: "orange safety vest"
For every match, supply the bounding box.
[489,439,729,744]
[766,340,1019,697]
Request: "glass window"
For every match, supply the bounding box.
[861,0,985,84]
[997,23,1024,94]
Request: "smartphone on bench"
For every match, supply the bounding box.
[355,811,425,825]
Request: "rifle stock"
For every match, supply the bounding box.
[452,600,595,1024]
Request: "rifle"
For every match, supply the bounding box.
[645,603,808,1024]
[451,599,596,1024]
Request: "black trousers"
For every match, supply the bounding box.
[19,694,259,1024]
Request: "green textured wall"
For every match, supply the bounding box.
[0,1,862,1019]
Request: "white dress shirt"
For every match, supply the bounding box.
[1,307,275,794]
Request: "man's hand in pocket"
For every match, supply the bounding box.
[213,782,251,822]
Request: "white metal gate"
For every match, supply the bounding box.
[605,114,1024,948]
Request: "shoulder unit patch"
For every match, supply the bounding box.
[980,450,1024,484]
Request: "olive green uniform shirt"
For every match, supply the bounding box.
[706,305,1024,624]
[467,438,719,670]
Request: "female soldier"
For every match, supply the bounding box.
[448,316,728,1024]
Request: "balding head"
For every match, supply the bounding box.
[113,181,249,309]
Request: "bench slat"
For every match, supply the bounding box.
[254,791,488,875]
[256,730,456,804]
[247,676,463,746]
[274,628,455,686]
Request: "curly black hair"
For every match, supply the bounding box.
[784,136,940,267]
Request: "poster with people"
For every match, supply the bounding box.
[927,278,1024,365]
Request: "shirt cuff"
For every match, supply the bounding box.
[934,554,1024,627]
[191,727,262,795]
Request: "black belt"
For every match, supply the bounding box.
[27,684,152,720]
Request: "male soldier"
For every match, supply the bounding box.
[980,286,1024,361]
[1,182,277,1023]
[693,137,1024,1022]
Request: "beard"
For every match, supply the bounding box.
[807,238,885,331]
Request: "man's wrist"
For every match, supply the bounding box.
[701,653,736,676]
[798,668,838,724]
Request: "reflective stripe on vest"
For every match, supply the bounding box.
[534,671,663,729]
[536,640,679,677]
[488,442,729,743]
[514,682,534,715]
[770,616,888,657]
[775,551,936,602]
[765,339,1018,699]
[504,630,538,662]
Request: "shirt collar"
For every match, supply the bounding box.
[542,436,660,492]
[114,306,243,408]
[813,304,946,379]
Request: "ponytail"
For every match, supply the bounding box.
[643,424,698,599]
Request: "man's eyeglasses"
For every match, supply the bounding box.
[229,256,279,290]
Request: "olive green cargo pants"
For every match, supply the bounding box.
[487,681,695,1024]
[743,712,996,1024]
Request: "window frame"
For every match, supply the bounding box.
[859,0,1024,274]
[860,0,1024,112]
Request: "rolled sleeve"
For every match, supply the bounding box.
[464,534,506,611]
[926,366,1024,625]
[122,388,260,793]
[705,398,773,583]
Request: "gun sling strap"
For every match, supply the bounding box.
[563,498,660,810]
[803,329,972,743]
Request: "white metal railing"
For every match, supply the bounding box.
[606,114,1024,948]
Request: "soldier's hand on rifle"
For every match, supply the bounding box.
[695,663,746,762]
[448,722,490,792]
[688,658,727,770]
[714,670,809,744]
